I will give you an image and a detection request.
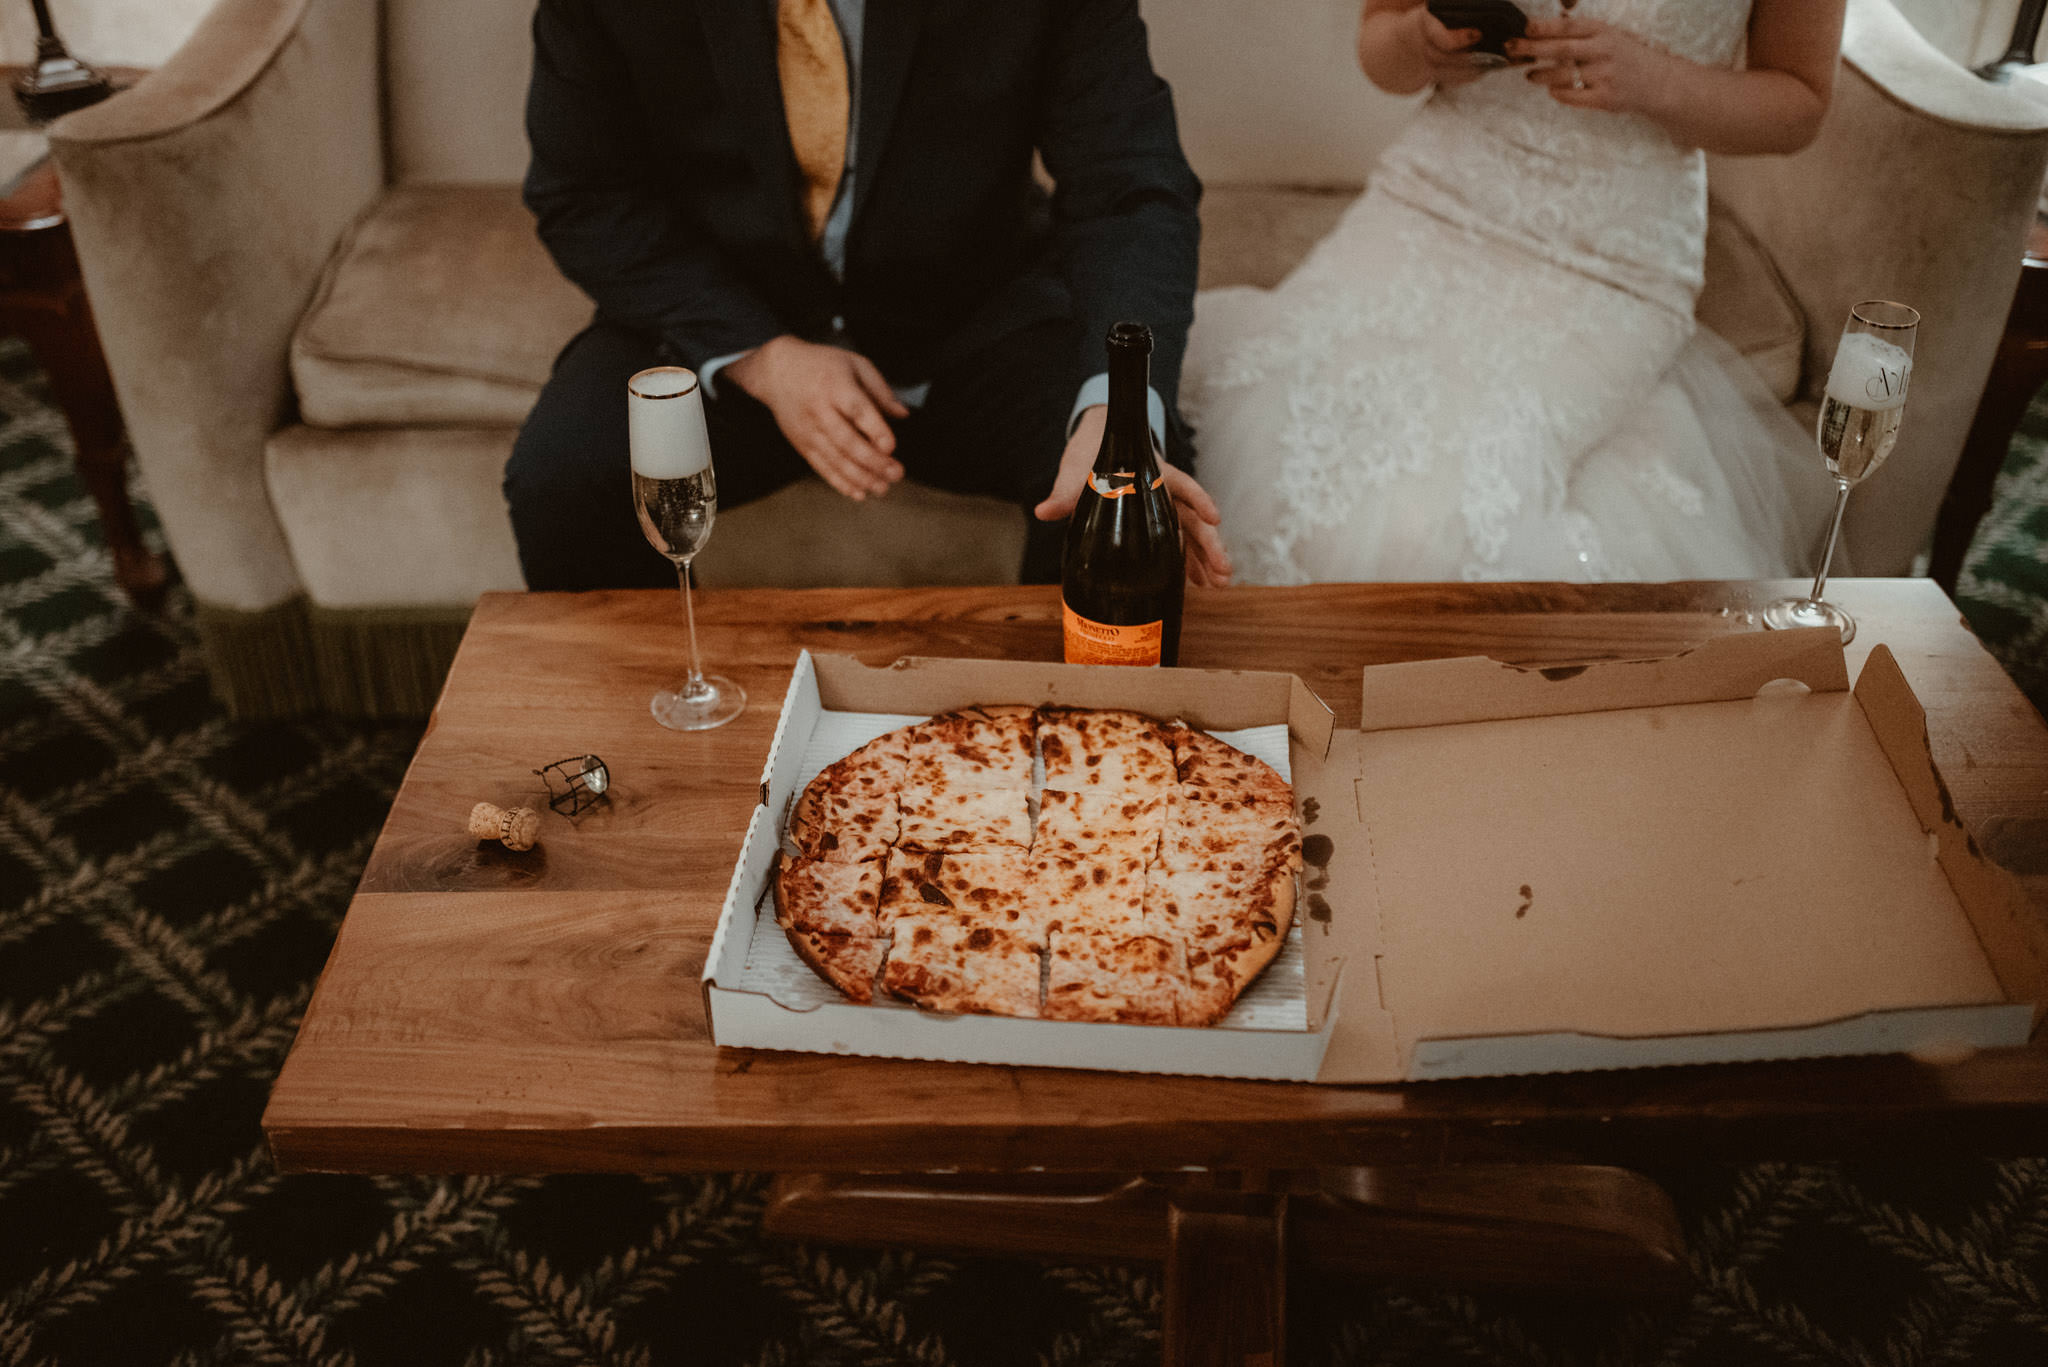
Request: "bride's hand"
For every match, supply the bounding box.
[1509,14,1677,116]
[1403,8,1489,90]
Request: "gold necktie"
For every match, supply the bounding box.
[777,0,849,242]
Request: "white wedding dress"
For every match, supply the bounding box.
[1183,0,1837,584]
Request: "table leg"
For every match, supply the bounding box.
[762,1164,1687,1363]
[1163,1188,1287,1367]
[1,280,168,608]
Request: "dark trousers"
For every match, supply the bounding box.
[505,318,1091,590]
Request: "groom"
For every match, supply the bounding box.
[506,0,1230,589]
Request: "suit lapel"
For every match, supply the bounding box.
[697,0,806,245]
[850,0,931,228]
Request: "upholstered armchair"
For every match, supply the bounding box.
[51,0,2048,716]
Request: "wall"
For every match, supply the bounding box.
[0,0,213,69]
[3,0,2041,101]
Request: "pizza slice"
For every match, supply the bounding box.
[880,912,1043,1018]
[1145,864,1296,1027]
[1044,928,1187,1025]
[774,855,884,936]
[817,730,915,802]
[1159,787,1301,879]
[1025,850,1150,938]
[788,787,898,863]
[1033,788,1165,863]
[878,846,1042,944]
[1037,707,1176,800]
[901,705,1036,791]
[897,785,1032,851]
[784,928,890,1005]
[1168,726,1292,804]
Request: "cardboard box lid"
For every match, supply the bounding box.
[1310,630,2041,1083]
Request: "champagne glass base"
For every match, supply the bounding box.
[651,675,746,731]
[1760,597,1856,645]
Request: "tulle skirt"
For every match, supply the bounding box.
[1181,188,1841,585]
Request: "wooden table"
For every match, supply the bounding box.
[264,581,2048,1364]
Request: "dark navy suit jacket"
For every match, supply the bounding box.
[523,0,1203,411]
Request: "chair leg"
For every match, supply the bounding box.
[1297,1165,1689,1302]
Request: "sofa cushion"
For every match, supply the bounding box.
[292,185,592,427]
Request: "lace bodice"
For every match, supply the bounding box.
[1369,0,1752,316]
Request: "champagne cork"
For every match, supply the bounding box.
[468,801,541,851]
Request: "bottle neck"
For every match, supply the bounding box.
[1099,347,1155,471]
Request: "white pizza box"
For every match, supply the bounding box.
[703,633,2048,1083]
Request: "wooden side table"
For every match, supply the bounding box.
[1931,216,2048,592]
[0,146,167,606]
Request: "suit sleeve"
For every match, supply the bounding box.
[524,0,784,368]
[1036,0,1203,419]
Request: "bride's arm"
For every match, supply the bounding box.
[1510,0,1845,155]
[1357,0,1487,96]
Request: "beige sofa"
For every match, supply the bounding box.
[52,0,2048,717]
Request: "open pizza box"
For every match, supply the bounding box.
[702,631,2048,1082]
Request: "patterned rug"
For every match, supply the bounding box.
[2,333,2046,1366]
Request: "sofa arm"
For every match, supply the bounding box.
[1708,0,2048,576]
[49,0,383,613]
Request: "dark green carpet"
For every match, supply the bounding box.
[3,333,2046,1365]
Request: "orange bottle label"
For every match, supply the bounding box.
[1063,601,1164,666]
[1087,470,1167,499]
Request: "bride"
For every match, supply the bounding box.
[1182,0,1851,584]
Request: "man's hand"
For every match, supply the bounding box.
[1033,406,1234,588]
[723,336,909,500]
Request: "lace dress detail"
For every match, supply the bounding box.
[1184,0,1833,585]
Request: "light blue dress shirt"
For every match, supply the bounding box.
[702,0,1165,452]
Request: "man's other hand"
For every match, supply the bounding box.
[1033,406,1234,587]
[724,336,910,500]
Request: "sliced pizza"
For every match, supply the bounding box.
[1044,929,1186,1025]
[783,928,889,1005]
[897,785,1032,851]
[1159,787,1301,880]
[1169,726,1292,803]
[878,846,1041,942]
[774,855,884,936]
[1033,788,1165,863]
[1024,850,1150,937]
[901,705,1036,791]
[788,787,898,863]
[881,912,1043,1018]
[1038,707,1176,799]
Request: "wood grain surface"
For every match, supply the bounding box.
[265,580,2048,1173]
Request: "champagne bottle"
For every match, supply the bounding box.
[1061,322,1184,667]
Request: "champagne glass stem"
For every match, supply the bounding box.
[677,559,709,701]
[1809,479,1852,604]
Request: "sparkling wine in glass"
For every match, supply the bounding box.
[1761,301,1919,646]
[629,366,745,730]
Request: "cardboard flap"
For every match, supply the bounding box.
[1854,647,2048,1030]
[1356,627,1849,733]
[811,653,1337,753]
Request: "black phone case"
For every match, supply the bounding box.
[1426,0,1529,58]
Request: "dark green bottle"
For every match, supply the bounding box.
[1060,322,1183,667]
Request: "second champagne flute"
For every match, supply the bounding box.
[1762,300,1919,646]
[628,366,745,731]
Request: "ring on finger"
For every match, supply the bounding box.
[1569,60,1586,90]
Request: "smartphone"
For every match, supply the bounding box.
[1425,0,1530,64]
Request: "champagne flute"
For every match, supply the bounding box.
[1761,301,1919,646]
[628,366,745,730]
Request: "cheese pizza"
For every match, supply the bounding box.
[773,705,1300,1027]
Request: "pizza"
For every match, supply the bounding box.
[773,705,1300,1027]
